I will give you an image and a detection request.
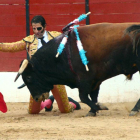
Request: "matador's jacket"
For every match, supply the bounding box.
[0,31,74,114]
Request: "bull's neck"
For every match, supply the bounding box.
[31,35,76,86]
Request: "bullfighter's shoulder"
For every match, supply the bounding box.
[23,35,36,43]
[49,31,61,37]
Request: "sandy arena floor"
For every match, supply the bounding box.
[0,102,140,140]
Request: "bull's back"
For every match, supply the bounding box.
[69,22,139,80]
[77,22,139,62]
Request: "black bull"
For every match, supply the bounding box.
[15,23,140,116]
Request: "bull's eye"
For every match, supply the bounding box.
[26,76,31,82]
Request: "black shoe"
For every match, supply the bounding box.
[68,97,81,110]
[45,105,53,111]
[45,95,54,112]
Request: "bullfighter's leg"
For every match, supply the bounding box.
[51,85,80,113]
[42,95,54,111]
[129,98,140,116]
[28,95,42,114]
[44,95,81,111]
[28,85,81,114]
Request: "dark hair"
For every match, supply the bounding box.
[31,15,46,27]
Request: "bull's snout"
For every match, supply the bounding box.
[33,92,49,102]
[34,95,41,102]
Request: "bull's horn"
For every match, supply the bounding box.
[14,59,28,82]
[14,73,21,82]
[18,83,26,89]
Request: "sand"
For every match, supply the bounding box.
[0,102,140,140]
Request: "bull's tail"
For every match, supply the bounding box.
[125,25,140,57]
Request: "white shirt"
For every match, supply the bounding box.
[37,31,49,49]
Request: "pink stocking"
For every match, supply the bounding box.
[40,99,52,111]
[69,102,76,109]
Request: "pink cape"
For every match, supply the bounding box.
[0,92,7,113]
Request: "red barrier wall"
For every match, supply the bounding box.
[29,0,85,34]
[0,0,140,71]
[89,0,140,24]
[0,0,26,71]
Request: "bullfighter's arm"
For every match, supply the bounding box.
[0,35,36,52]
[0,32,60,52]
[0,40,26,52]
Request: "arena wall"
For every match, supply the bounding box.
[1,72,140,103]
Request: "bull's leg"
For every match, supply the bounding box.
[79,93,99,116]
[129,99,140,116]
[89,86,108,114]
[78,86,101,116]
[89,87,99,103]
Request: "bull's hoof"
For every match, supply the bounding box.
[129,111,139,116]
[86,112,96,117]
[96,103,109,110]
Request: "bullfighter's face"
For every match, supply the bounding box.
[32,23,46,38]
